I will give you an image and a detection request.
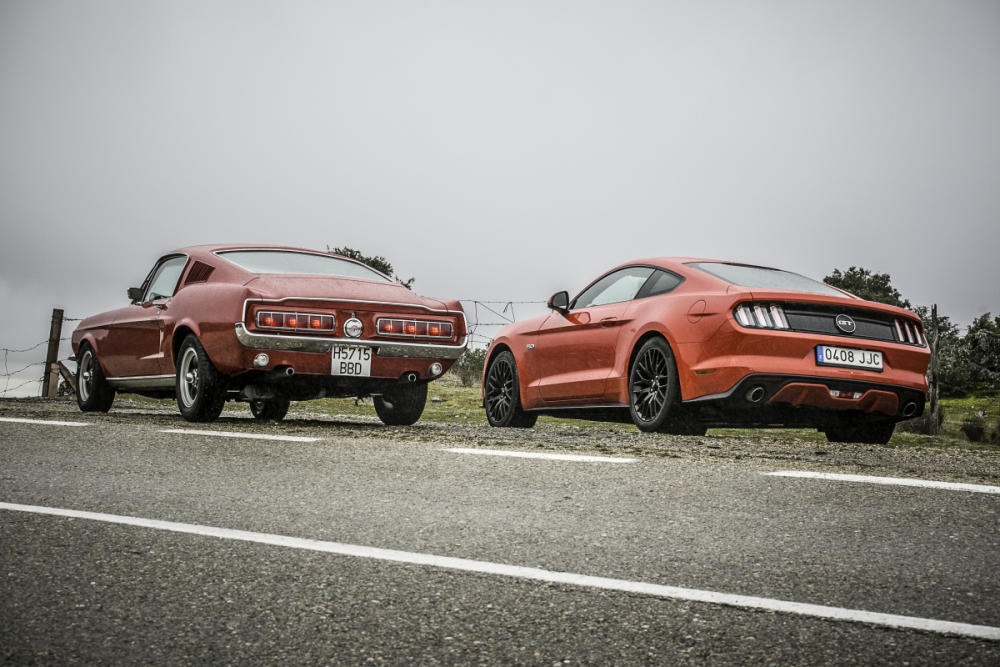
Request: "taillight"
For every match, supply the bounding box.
[257,310,334,332]
[894,318,925,346]
[377,318,453,339]
[734,303,788,330]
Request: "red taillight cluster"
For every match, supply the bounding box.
[257,310,335,332]
[895,318,925,346]
[377,318,453,339]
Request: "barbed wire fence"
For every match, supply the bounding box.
[459,299,547,349]
[1,311,81,399]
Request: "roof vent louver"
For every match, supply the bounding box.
[185,261,215,285]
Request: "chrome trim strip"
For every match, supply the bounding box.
[106,374,175,390]
[234,323,467,359]
[241,297,467,325]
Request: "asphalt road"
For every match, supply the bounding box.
[2,402,999,665]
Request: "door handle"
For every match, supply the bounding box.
[600,317,617,327]
[154,302,167,310]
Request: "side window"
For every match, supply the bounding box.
[637,270,683,299]
[143,256,188,301]
[573,267,654,309]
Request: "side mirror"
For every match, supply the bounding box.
[127,287,144,303]
[547,290,570,313]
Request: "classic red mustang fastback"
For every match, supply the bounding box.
[72,245,466,424]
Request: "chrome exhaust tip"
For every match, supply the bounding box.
[745,386,766,403]
[902,402,918,417]
[405,372,418,383]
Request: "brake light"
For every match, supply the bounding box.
[734,303,788,330]
[257,310,334,332]
[377,318,453,339]
[894,318,925,346]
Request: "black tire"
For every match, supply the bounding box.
[483,350,538,428]
[374,382,428,426]
[76,342,115,412]
[175,334,227,422]
[824,418,896,445]
[250,397,290,422]
[628,337,680,433]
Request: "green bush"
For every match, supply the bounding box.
[960,414,987,442]
[452,348,487,387]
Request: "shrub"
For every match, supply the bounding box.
[960,414,987,442]
[453,348,487,387]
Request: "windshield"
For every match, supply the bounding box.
[689,262,844,297]
[218,250,391,282]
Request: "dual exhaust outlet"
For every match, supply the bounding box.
[743,383,920,419]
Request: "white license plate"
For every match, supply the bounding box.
[816,345,883,371]
[330,345,372,376]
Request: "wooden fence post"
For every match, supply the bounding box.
[41,308,64,398]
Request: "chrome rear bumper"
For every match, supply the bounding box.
[234,323,467,359]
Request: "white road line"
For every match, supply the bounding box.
[445,448,637,463]
[764,471,1000,495]
[1,502,996,641]
[159,429,320,443]
[0,417,90,427]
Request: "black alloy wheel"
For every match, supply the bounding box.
[250,396,291,422]
[484,350,537,428]
[628,337,680,432]
[76,342,115,412]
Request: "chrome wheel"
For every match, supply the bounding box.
[175,335,225,422]
[178,346,200,408]
[78,349,94,403]
[75,342,115,412]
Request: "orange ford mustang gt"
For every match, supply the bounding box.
[482,259,929,444]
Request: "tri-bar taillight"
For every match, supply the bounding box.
[376,318,453,339]
[257,310,335,332]
[733,303,789,329]
[895,318,924,346]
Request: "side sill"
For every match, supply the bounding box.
[106,375,176,390]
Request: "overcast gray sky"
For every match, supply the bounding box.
[2,0,998,395]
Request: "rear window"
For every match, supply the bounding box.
[689,262,843,297]
[218,250,391,282]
